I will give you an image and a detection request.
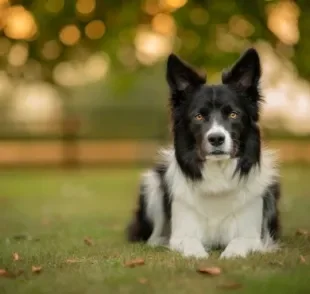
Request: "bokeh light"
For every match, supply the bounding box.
[84,53,110,81]
[59,25,81,46]
[4,5,38,40]
[160,0,188,11]
[85,20,106,40]
[10,82,63,133]
[267,0,300,45]
[143,0,160,15]
[135,27,173,65]
[152,13,176,36]
[229,15,255,38]
[8,42,28,67]
[41,40,62,60]
[76,0,96,15]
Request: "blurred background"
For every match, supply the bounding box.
[0,0,308,167]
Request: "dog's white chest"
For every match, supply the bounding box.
[167,155,272,248]
[192,188,257,247]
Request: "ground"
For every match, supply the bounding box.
[0,165,310,294]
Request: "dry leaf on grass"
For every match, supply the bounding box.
[138,278,148,284]
[41,218,50,226]
[217,282,242,290]
[66,259,82,264]
[300,255,307,264]
[32,266,43,274]
[197,266,222,276]
[84,237,94,246]
[0,269,10,277]
[124,258,145,268]
[295,229,309,236]
[13,252,20,261]
[0,269,16,278]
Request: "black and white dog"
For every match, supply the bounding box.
[127,48,280,259]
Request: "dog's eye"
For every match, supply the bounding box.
[229,111,238,119]
[194,114,204,121]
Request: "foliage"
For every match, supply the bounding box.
[3,0,307,79]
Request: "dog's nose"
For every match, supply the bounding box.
[208,133,225,146]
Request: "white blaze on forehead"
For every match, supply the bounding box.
[206,120,226,137]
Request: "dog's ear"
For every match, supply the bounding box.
[222,48,261,93]
[166,54,206,93]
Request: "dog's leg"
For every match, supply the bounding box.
[220,196,270,259]
[147,218,168,247]
[142,170,169,247]
[169,201,208,258]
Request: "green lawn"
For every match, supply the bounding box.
[0,165,310,294]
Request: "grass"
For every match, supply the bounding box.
[0,165,310,294]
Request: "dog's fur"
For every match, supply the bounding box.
[127,48,280,259]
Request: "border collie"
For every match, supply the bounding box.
[127,48,280,259]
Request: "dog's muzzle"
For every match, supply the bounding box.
[203,129,233,160]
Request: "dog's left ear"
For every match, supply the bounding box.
[222,48,261,93]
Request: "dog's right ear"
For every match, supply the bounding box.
[166,54,206,93]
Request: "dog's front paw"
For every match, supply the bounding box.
[220,247,247,259]
[220,238,262,259]
[147,236,168,247]
[169,237,209,259]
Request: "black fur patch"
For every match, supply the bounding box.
[262,181,281,240]
[126,184,153,242]
[154,164,171,220]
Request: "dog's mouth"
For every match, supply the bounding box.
[205,151,230,161]
[197,147,231,161]
[210,150,226,155]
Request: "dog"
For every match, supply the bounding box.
[126,48,280,259]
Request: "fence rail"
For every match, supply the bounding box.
[0,139,309,167]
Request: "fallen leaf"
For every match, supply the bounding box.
[13,252,20,261]
[0,269,15,278]
[0,269,9,277]
[124,258,145,268]
[296,229,309,236]
[66,259,81,264]
[138,278,148,284]
[300,255,307,264]
[32,266,43,274]
[197,266,222,276]
[217,282,242,290]
[41,218,50,226]
[84,237,93,246]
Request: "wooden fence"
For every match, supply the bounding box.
[0,140,309,167]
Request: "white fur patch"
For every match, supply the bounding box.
[142,147,278,258]
[144,147,278,259]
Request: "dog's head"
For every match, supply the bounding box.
[166,48,262,180]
